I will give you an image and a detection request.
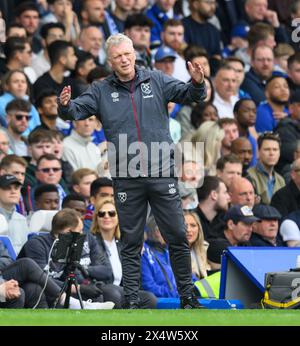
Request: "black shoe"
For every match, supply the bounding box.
[123,301,140,309]
[180,296,205,309]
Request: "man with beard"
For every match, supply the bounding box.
[182,0,221,58]
[255,76,290,133]
[34,90,58,131]
[234,98,257,167]
[247,132,285,204]
[6,99,31,157]
[241,45,274,105]
[231,137,253,175]
[195,176,231,240]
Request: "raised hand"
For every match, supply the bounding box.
[187,61,205,84]
[59,85,71,106]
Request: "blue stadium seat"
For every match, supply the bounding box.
[0,235,16,260]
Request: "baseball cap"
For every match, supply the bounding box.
[231,24,249,39]
[155,46,176,62]
[224,205,260,224]
[252,204,281,220]
[0,174,22,188]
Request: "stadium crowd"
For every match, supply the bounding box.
[0,0,300,309]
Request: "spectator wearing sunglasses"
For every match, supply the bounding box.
[91,198,157,309]
[30,154,69,210]
[5,98,31,157]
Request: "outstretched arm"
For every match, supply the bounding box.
[58,83,101,121]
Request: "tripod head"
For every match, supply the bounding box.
[52,232,88,276]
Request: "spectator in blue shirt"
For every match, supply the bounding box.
[256,75,290,133]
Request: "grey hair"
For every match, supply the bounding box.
[105,33,133,56]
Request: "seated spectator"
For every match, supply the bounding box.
[18,208,116,308]
[275,90,300,174]
[24,129,53,192]
[62,194,87,220]
[0,129,11,161]
[34,89,59,131]
[0,174,29,254]
[255,76,290,133]
[247,132,285,204]
[154,46,176,76]
[219,118,239,156]
[222,24,249,59]
[271,158,300,217]
[71,168,98,204]
[91,198,157,308]
[195,176,230,240]
[146,0,177,48]
[229,176,256,208]
[50,130,73,189]
[251,204,285,246]
[73,50,96,94]
[33,40,79,101]
[233,98,258,167]
[32,154,69,209]
[231,137,253,176]
[279,210,300,247]
[33,184,59,211]
[225,57,250,99]
[274,43,295,75]
[216,154,243,188]
[84,177,114,231]
[31,22,66,79]
[207,205,259,269]
[241,45,274,105]
[5,99,31,157]
[41,0,80,43]
[141,215,178,298]
[124,14,153,70]
[190,121,224,175]
[213,65,239,119]
[0,154,27,215]
[0,69,40,134]
[184,210,211,279]
[0,239,109,309]
[287,52,300,95]
[161,19,190,82]
[63,116,102,171]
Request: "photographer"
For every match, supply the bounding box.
[18,208,118,305]
[0,238,112,309]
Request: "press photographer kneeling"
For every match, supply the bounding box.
[18,208,116,308]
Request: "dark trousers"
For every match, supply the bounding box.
[2,258,61,308]
[113,177,193,302]
[102,283,157,309]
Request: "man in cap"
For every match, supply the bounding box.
[0,175,29,254]
[222,24,249,58]
[207,205,259,269]
[154,46,176,76]
[250,204,285,246]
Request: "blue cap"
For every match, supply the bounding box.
[155,46,176,62]
[224,205,260,224]
[231,24,249,39]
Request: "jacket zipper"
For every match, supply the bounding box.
[130,78,146,177]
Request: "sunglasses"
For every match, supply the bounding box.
[97,210,117,218]
[15,114,32,121]
[39,167,62,173]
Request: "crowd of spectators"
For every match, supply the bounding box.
[0,0,300,308]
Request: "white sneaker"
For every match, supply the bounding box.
[83,299,115,310]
